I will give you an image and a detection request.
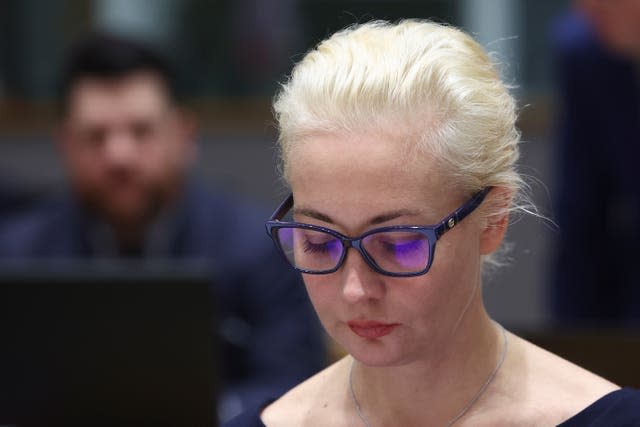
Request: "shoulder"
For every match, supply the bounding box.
[551,11,632,78]
[260,358,352,427]
[185,182,271,227]
[182,183,276,255]
[549,10,621,84]
[479,333,622,426]
[0,197,75,257]
[558,388,640,426]
[551,11,596,54]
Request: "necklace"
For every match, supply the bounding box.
[349,323,508,427]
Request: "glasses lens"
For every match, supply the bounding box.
[275,227,344,272]
[362,231,430,274]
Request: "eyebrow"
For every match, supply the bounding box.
[293,207,424,228]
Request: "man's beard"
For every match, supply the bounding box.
[79,181,169,233]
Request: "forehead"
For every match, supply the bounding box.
[291,129,412,166]
[287,131,455,219]
[65,72,171,123]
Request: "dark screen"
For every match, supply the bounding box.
[0,264,217,426]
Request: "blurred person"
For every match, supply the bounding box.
[226,20,640,427]
[228,0,302,94]
[0,182,20,221]
[0,33,324,420]
[0,180,36,228]
[551,1,640,325]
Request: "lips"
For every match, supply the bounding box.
[347,320,399,339]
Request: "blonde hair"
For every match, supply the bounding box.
[273,19,528,266]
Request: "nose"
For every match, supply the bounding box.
[340,248,385,304]
[103,131,138,166]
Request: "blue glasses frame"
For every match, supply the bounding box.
[265,187,492,277]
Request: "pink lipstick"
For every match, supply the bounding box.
[348,320,399,339]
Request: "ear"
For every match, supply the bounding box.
[177,107,198,151]
[53,122,71,159]
[176,107,197,140]
[479,187,512,255]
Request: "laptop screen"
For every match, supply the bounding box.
[0,261,218,427]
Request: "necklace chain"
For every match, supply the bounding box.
[349,323,508,427]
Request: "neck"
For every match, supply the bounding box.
[349,297,504,427]
[108,181,186,252]
[113,223,148,251]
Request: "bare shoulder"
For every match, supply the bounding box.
[488,332,619,425]
[260,357,352,427]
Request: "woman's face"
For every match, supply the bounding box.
[287,131,489,367]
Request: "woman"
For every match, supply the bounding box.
[226,20,640,426]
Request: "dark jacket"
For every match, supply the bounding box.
[551,12,640,325]
[0,181,324,418]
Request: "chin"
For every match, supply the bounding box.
[109,210,147,226]
[89,198,147,227]
[103,192,160,225]
[335,328,411,367]
[349,345,410,367]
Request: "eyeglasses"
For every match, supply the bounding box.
[265,188,491,277]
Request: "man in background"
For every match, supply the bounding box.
[551,0,640,325]
[0,182,22,225]
[0,34,324,419]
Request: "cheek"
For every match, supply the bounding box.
[66,150,102,183]
[303,276,341,323]
[435,233,480,277]
[302,274,338,314]
[415,229,483,310]
[139,139,180,175]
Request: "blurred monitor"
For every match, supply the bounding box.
[0,262,218,427]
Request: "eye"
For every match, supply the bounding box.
[381,238,425,254]
[80,127,107,148]
[363,231,429,259]
[130,120,155,142]
[303,237,339,254]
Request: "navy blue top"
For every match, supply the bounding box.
[224,388,640,427]
[558,388,640,426]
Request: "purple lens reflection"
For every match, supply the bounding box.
[363,231,430,273]
[276,227,343,272]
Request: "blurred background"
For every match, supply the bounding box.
[0,0,565,327]
[1,0,639,383]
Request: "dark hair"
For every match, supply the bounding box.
[59,33,178,113]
